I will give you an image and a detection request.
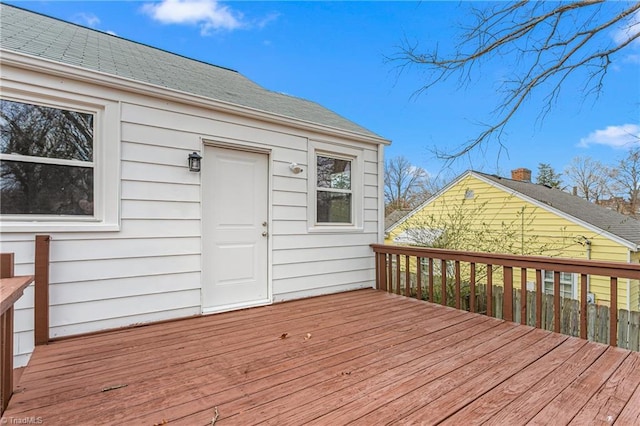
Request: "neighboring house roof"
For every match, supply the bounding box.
[389,170,640,249]
[0,4,388,143]
[384,209,413,232]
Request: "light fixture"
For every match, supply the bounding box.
[289,162,303,174]
[188,152,202,172]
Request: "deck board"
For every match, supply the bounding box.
[2,289,639,425]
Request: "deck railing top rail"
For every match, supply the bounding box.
[371,243,640,280]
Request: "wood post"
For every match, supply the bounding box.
[610,277,618,347]
[554,271,561,333]
[580,274,588,340]
[520,268,527,325]
[34,235,50,346]
[1,253,15,414]
[503,266,513,322]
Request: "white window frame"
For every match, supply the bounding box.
[308,140,363,232]
[0,89,120,232]
[542,270,577,300]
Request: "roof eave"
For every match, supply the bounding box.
[1,50,391,146]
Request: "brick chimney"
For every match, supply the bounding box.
[511,168,532,182]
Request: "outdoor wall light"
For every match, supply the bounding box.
[289,162,304,174]
[188,152,202,172]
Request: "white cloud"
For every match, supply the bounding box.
[611,9,640,47]
[141,0,243,34]
[72,12,100,27]
[578,124,640,149]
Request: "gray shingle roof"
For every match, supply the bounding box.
[0,4,386,141]
[477,171,640,247]
[384,209,413,232]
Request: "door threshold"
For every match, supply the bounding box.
[202,298,272,315]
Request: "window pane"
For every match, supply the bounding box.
[1,99,93,162]
[317,156,351,189]
[317,191,351,223]
[1,160,93,215]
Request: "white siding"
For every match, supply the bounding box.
[1,67,382,366]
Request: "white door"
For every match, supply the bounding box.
[202,145,269,312]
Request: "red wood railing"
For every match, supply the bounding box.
[371,244,640,348]
[0,235,50,415]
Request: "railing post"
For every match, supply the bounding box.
[395,254,401,295]
[34,235,50,346]
[387,253,393,294]
[580,274,588,340]
[520,268,527,325]
[487,265,493,317]
[554,271,561,333]
[503,266,513,322]
[416,257,422,301]
[535,269,543,329]
[610,277,618,347]
[404,255,410,297]
[428,258,434,303]
[1,253,15,415]
[469,263,476,313]
[440,259,447,306]
[454,261,461,310]
[379,253,387,292]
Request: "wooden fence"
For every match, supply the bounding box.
[372,243,640,351]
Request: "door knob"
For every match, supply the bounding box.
[262,231,268,237]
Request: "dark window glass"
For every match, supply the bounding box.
[317,192,351,223]
[0,99,94,216]
[1,100,93,162]
[317,156,351,189]
[1,161,94,215]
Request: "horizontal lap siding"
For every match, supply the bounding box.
[271,143,379,300]
[3,96,382,365]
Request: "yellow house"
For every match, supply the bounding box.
[385,169,640,312]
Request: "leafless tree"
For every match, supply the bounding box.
[391,1,640,161]
[384,156,430,213]
[564,156,610,202]
[610,147,640,217]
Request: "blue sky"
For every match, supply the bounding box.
[6,1,640,182]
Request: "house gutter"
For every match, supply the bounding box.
[0,50,391,147]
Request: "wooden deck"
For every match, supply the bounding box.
[3,289,640,425]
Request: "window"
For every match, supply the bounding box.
[316,155,352,223]
[0,90,119,232]
[1,99,94,216]
[308,140,363,231]
[543,271,576,299]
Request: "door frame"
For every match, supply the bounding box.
[200,139,273,314]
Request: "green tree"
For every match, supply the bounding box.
[536,163,563,188]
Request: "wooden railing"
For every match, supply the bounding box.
[0,235,50,415]
[371,244,640,348]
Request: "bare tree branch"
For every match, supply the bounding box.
[389,1,640,163]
